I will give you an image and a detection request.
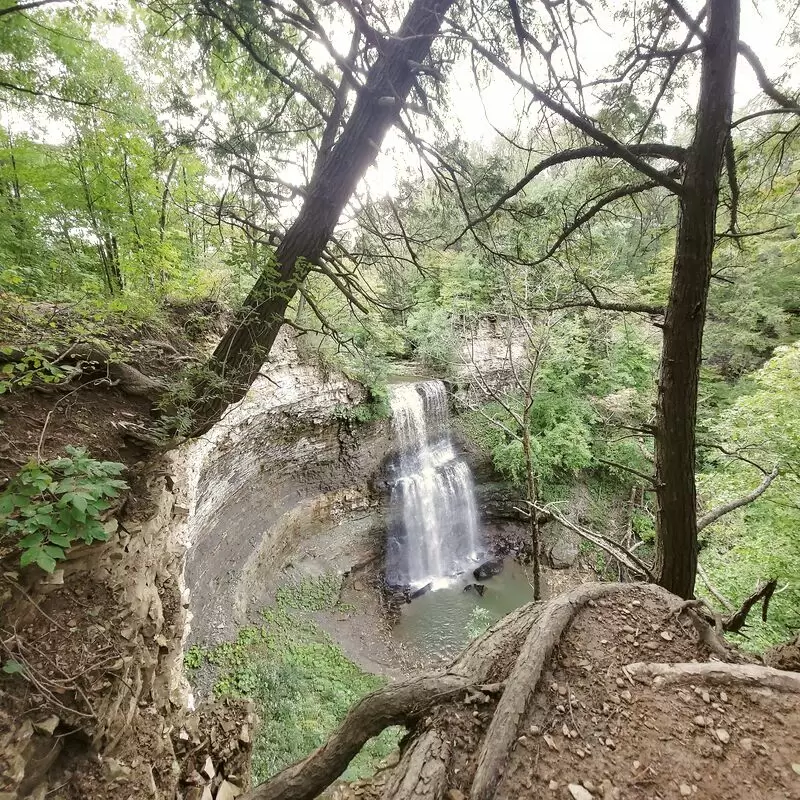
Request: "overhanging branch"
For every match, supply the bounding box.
[697,465,779,533]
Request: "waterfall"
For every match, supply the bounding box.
[386,380,484,589]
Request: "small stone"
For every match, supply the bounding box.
[216,780,242,800]
[605,738,615,749]
[201,755,215,780]
[562,723,571,737]
[720,691,728,702]
[239,725,250,744]
[740,738,753,751]
[620,690,632,702]
[178,728,190,741]
[702,691,711,704]
[693,715,706,726]
[557,704,566,713]
[185,771,205,786]
[567,784,594,800]
[570,729,579,739]
[644,641,659,650]
[631,600,641,606]
[558,685,568,697]
[447,790,465,800]
[530,725,541,735]
[103,757,131,781]
[582,780,596,792]
[576,748,585,758]
[549,780,559,790]
[543,734,559,751]
[615,677,625,688]
[679,784,692,797]
[716,728,730,744]
[622,625,636,635]
[33,715,59,736]
[660,631,674,641]
[633,761,641,770]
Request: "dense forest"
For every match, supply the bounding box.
[1,0,799,797]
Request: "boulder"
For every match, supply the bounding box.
[409,582,433,601]
[463,583,486,596]
[473,560,503,581]
[542,522,580,569]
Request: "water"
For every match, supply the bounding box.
[385,380,485,588]
[392,559,536,659]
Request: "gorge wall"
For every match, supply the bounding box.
[182,334,394,644]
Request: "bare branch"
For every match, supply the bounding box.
[0,0,69,15]
[449,26,686,197]
[724,578,778,633]
[738,41,800,111]
[697,466,779,533]
[453,144,685,243]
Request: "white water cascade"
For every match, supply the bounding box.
[385,380,484,589]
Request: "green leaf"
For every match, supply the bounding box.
[0,493,22,515]
[42,544,65,561]
[17,532,44,549]
[2,660,24,675]
[48,534,71,547]
[34,550,57,572]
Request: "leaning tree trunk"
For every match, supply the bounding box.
[186,0,454,436]
[654,0,739,599]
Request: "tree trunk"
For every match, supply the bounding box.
[654,0,740,599]
[186,0,454,436]
[521,420,540,600]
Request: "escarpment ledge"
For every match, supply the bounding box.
[180,334,394,644]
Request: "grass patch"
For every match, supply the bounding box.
[186,575,403,784]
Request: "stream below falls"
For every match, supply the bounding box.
[391,559,535,660]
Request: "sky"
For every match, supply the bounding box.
[6,0,798,201]
[366,0,800,195]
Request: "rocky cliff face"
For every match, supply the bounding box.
[182,334,394,644]
[453,317,528,406]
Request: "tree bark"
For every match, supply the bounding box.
[187,0,454,436]
[654,0,740,599]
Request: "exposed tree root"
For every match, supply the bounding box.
[242,582,799,800]
[240,676,501,800]
[0,343,165,397]
[382,730,451,800]
[469,583,679,800]
[246,583,700,800]
[623,661,800,693]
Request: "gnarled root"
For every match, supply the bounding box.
[245,583,692,800]
[241,675,488,800]
[623,661,800,693]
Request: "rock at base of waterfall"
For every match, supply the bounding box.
[543,522,580,569]
[463,583,486,596]
[473,560,503,581]
[409,582,433,601]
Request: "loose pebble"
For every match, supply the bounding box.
[679,784,692,796]
[567,784,594,800]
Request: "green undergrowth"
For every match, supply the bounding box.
[185,575,403,784]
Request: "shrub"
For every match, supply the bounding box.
[0,447,127,571]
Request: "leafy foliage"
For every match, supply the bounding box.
[189,576,402,783]
[0,447,127,571]
[697,343,800,649]
[0,345,77,394]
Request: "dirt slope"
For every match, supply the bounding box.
[265,584,800,800]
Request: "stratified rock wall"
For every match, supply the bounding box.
[183,332,393,643]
